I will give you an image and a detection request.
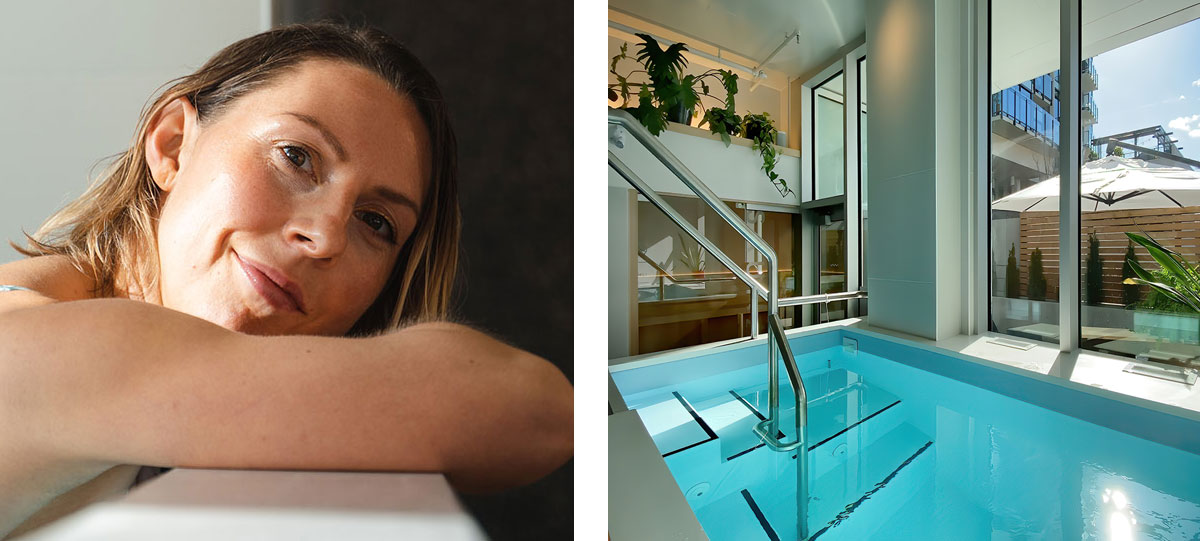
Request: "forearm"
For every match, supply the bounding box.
[0,298,572,492]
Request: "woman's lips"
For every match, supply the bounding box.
[234,252,306,314]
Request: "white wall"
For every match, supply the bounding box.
[0,0,270,262]
[608,187,635,359]
[865,0,969,340]
[607,126,801,206]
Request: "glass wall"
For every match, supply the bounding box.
[988,0,1060,344]
[859,57,868,305]
[1078,6,1200,370]
[814,72,845,200]
[635,194,796,354]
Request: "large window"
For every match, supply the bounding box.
[635,194,796,354]
[814,72,846,200]
[1077,6,1200,368]
[988,1,1200,375]
[988,0,1060,344]
[858,57,868,310]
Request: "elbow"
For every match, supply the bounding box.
[448,349,574,494]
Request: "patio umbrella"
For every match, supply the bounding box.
[992,155,1200,212]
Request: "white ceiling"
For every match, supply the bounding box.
[608,0,866,79]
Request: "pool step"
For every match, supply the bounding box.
[658,369,915,524]
[745,422,934,540]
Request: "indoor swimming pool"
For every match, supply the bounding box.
[610,329,1200,540]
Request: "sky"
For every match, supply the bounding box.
[1090,15,1200,156]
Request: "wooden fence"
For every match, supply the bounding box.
[1013,206,1200,304]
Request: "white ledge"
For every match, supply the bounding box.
[21,469,485,541]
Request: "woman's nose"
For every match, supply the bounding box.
[285,211,348,260]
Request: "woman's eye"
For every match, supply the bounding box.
[280,145,312,171]
[356,210,395,242]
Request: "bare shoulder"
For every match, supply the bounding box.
[0,255,95,313]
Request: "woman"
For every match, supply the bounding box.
[0,23,573,538]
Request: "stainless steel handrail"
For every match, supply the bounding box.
[752,313,809,539]
[609,108,787,431]
[779,290,868,307]
[636,251,740,284]
[637,250,741,303]
[609,154,768,300]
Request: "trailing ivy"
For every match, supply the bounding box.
[742,112,792,197]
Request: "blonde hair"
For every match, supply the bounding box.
[15,23,461,335]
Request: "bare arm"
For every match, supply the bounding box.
[0,298,573,493]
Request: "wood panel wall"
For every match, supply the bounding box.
[1013,207,1200,304]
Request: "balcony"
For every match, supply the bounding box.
[1082,58,1099,94]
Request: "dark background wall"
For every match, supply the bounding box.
[276,2,573,539]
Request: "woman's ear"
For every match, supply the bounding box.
[145,96,199,192]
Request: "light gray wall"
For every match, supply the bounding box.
[609,187,635,359]
[865,0,969,340]
[0,0,270,263]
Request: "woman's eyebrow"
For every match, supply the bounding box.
[282,112,348,162]
[372,186,421,215]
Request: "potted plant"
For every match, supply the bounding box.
[676,233,705,277]
[741,112,792,197]
[1124,232,1200,343]
[609,35,740,140]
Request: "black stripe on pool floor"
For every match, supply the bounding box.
[726,395,902,461]
[807,399,902,452]
[808,440,934,540]
[741,489,780,541]
[661,391,718,458]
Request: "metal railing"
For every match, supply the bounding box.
[610,108,868,540]
[636,250,741,301]
[609,109,802,447]
[757,313,809,539]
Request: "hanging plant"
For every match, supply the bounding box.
[741,112,792,197]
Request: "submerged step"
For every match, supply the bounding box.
[746,422,934,541]
[730,369,904,457]
[636,391,717,456]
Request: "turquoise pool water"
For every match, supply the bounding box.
[612,330,1200,540]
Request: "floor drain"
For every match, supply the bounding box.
[686,482,711,500]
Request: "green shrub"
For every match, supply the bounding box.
[1005,244,1020,298]
[1085,232,1103,305]
[1121,239,1141,307]
[1136,268,1194,313]
[1028,247,1047,301]
[1124,231,1200,313]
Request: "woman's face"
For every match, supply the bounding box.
[149,59,429,336]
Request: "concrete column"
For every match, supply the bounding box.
[865,0,969,340]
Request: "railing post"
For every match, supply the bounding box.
[750,290,759,338]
